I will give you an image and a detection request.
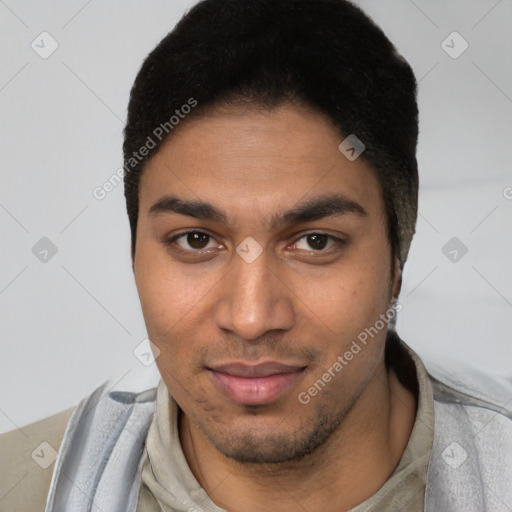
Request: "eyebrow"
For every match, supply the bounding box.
[148,193,367,229]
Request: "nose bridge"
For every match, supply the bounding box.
[214,247,294,340]
[234,252,273,304]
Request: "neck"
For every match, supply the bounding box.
[179,360,416,512]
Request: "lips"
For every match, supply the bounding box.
[212,362,304,377]
[208,361,306,405]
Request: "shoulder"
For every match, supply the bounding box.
[0,368,161,512]
[426,357,512,419]
[427,356,512,441]
[0,407,75,512]
[425,363,512,509]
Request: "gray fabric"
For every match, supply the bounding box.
[44,386,156,512]
[425,400,512,511]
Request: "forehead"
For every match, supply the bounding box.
[139,103,384,225]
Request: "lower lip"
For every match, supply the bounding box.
[209,370,304,405]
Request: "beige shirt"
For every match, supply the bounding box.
[137,338,435,512]
[0,408,74,512]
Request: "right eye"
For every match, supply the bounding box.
[164,230,222,256]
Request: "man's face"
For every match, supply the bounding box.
[134,103,400,463]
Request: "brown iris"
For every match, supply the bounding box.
[306,234,329,250]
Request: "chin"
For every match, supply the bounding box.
[199,402,346,465]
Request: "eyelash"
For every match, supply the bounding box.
[164,230,346,257]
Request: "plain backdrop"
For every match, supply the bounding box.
[0,0,511,434]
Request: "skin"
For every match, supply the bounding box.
[133,103,416,512]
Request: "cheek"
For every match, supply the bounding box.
[133,244,221,392]
[134,258,201,394]
[298,266,388,331]
[134,242,207,331]
[295,258,392,370]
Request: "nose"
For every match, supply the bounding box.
[213,249,295,341]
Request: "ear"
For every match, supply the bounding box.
[392,258,402,300]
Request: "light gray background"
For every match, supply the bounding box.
[0,0,511,434]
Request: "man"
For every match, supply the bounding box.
[1,0,511,511]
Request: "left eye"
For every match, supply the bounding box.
[294,233,340,252]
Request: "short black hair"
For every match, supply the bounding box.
[123,0,419,271]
